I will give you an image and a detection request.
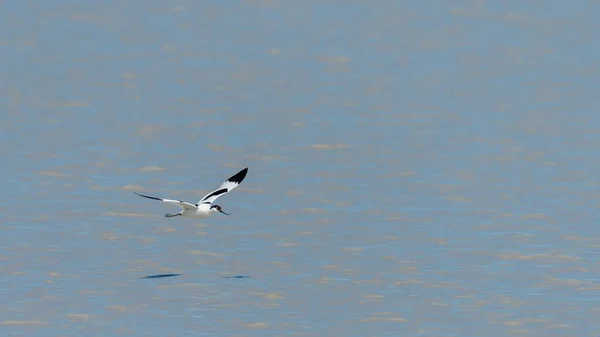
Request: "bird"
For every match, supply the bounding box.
[134,167,248,218]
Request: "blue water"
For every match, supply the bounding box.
[2,1,600,336]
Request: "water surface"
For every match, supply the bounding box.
[2,1,600,336]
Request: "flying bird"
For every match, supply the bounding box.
[134,167,248,218]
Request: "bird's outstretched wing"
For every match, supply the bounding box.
[134,192,197,210]
[197,167,248,205]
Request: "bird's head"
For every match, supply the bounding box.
[210,205,230,215]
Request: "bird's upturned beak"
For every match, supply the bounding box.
[218,209,231,216]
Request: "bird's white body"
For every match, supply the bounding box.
[179,203,212,218]
[134,167,248,219]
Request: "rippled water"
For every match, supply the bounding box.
[2,1,600,336]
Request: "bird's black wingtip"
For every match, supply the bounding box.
[133,192,162,201]
[228,167,248,184]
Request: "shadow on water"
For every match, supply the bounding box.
[140,273,183,279]
[139,274,250,279]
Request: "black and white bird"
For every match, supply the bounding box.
[134,167,248,218]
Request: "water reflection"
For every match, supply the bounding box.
[140,273,183,279]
